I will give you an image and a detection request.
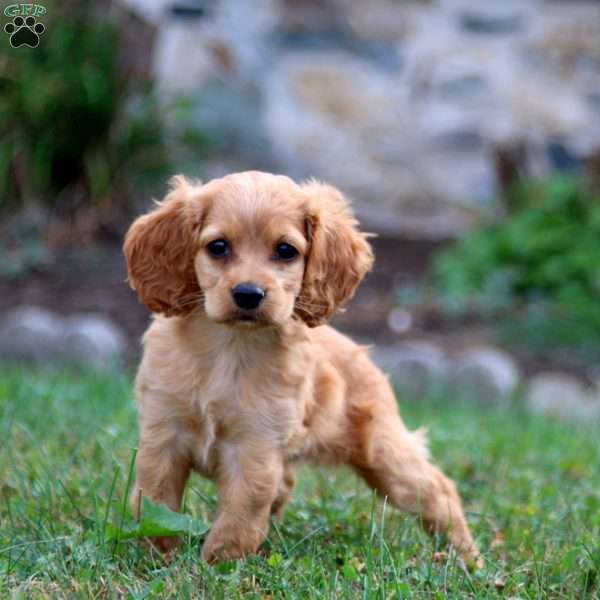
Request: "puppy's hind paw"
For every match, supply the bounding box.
[459,548,484,571]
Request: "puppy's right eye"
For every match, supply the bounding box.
[206,239,229,257]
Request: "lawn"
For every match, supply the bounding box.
[1,367,599,598]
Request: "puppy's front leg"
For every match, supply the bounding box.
[202,444,283,563]
[131,437,191,553]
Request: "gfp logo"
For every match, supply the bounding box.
[4,4,46,48]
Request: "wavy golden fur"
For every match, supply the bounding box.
[123,171,480,565]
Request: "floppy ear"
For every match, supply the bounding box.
[296,181,374,327]
[123,176,208,317]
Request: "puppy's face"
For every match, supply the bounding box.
[124,171,373,328]
[196,173,307,327]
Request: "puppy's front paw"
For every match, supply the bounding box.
[201,520,260,563]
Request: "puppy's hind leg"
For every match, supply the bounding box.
[351,414,481,566]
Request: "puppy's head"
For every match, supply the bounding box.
[124,171,373,328]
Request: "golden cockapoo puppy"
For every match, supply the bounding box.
[124,171,480,565]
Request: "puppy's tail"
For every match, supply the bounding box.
[406,426,430,461]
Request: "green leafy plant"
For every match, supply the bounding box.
[105,496,209,543]
[0,4,210,217]
[433,176,600,345]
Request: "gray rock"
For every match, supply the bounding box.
[449,347,520,405]
[62,315,126,369]
[0,307,127,369]
[0,306,64,365]
[526,373,600,422]
[153,0,275,91]
[386,307,413,334]
[372,341,448,400]
[458,9,526,35]
[193,80,272,166]
[587,91,600,113]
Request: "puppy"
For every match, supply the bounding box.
[123,171,480,564]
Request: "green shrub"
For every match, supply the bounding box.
[433,176,600,344]
[0,4,210,215]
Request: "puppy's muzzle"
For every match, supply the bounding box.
[231,282,266,310]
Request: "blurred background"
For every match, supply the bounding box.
[2,0,600,418]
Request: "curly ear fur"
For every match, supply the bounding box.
[296,181,374,327]
[123,176,207,317]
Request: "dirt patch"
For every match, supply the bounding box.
[0,235,444,356]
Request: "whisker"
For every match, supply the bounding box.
[294,299,327,310]
[177,296,203,306]
[176,292,205,309]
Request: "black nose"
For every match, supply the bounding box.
[232,283,265,310]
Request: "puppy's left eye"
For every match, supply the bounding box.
[274,242,299,261]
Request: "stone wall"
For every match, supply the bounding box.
[121,0,600,237]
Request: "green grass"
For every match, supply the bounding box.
[1,367,599,598]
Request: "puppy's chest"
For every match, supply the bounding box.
[185,353,307,473]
